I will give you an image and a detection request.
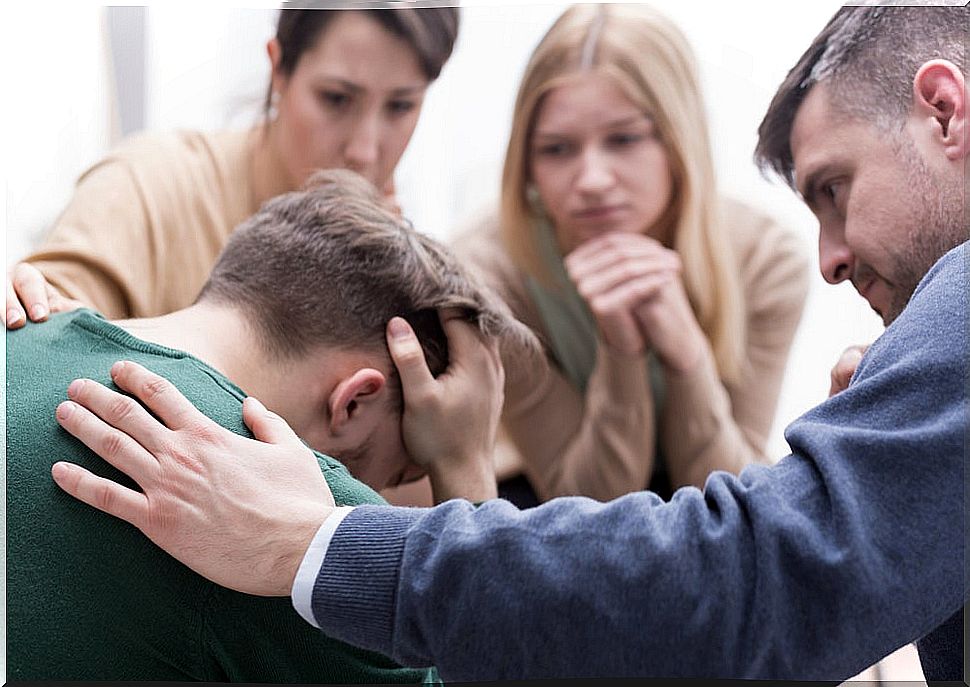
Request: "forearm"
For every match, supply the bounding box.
[661,342,764,488]
[313,261,968,681]
[427,454,498,503]
[315,446,962,681]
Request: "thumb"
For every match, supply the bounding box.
[243,396,303,446]
[386,317,435,393]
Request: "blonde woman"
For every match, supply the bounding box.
[456,3,810,504]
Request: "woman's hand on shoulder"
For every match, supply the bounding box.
[564,232,679,358]
[5,262,84,329]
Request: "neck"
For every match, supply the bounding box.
[249,122,297,209]
[112,303,282,400]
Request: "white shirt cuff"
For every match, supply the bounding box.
[291,505,355,628]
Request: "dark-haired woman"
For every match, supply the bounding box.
[6,7,459,321]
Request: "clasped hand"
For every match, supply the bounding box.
[564,232,704,371]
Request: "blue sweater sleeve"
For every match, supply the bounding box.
[313,243,968,681]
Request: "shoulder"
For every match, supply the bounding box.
[106,128,250,167]
[312,451,389,507]
[450,209,532,308]
[78,128,255,223]
[718,197,812,315]
[450,209,513,276]
[890,241,969,340]
[719,197,810,278]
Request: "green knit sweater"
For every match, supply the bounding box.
[5,309,436,683]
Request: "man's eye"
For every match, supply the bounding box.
[823,181,844,205]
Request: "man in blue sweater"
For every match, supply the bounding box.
[47,3,968,682]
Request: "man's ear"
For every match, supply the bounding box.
[327,369,387,437]
[913,59,967,161]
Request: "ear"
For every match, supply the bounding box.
[913,59,967,161]
[267,38,285,89]
[327,368,388,437]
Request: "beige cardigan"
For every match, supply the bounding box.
[26,128,259,319]
[453,198,811,502]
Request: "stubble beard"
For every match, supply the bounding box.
[882,140,968,325]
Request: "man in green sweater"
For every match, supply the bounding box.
[5,170,521,681]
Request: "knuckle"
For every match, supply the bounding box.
[169,447,204,475]
[396,346,427,367]
[12,263,38,288]
[93,481,115,512]
[184,418,220,444]
[101,431,128,461]
[141,376,172,402]
[109,396,137,423]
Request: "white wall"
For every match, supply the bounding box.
[3,1,885,462]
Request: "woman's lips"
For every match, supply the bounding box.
[572,204,628,221]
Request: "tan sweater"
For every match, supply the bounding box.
[453,199,811,502]
[26,129,260,319]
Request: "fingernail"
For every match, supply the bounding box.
[67,379,84,399]
[51,461,77,480]
[7,308,24,325]
[56,401,76,420]
[246,396,266,412]
[388,317,411,340]
[111,361,126,377]
[30,304,47,320]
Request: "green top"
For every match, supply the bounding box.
[6,309,437,683]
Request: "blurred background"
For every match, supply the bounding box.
[2,1,920,682]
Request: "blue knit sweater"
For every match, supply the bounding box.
[312,242,968,682]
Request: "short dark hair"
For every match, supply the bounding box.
[755,3,968,188]
[264,5,461,115]
[198,169,535,404]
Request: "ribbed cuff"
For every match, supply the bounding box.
[291,505,356,628]
[312,504,425,656]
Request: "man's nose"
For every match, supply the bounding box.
[818,224,855,284]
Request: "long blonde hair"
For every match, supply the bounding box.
[500,3,746,383]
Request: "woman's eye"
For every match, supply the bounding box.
[535,142,572,157]
[607,133,644,147]
[387,100,416,115]
[320,91,350,108]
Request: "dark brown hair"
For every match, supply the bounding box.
[198,169,535,403]
[755,3,968,189]
[264,5,460,114]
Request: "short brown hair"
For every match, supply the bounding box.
[198,169,535,399]
[755,3,968,188]
[264,5,460,115]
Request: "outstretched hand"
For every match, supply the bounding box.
[385,312,503,503]
[51,360,335,596]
